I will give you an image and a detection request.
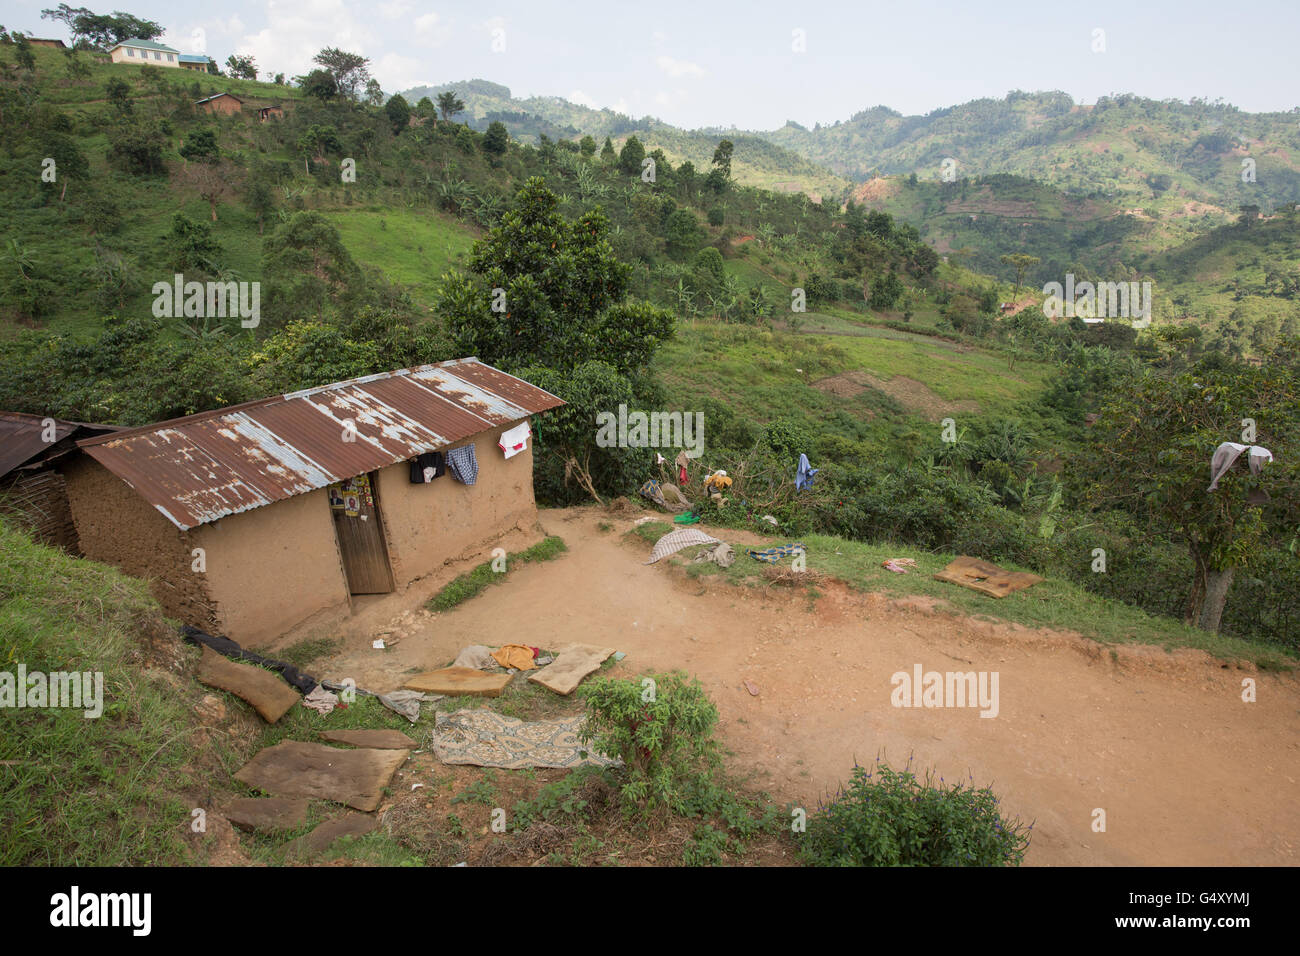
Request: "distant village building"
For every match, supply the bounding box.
[61,360,563,644]
[26,37,67,48]
[108,38,182,67]
[178,53,215,72]
[196,92,244,116]
[257,105,284,122]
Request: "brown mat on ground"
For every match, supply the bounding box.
[225,797,310,833]
[234,740,409,812]
[321,729,417,750]
[404,666,513,697]
[528,643,616,695]
[197,645,300,722]
[430,709,620,769]
[933,555,1044,598]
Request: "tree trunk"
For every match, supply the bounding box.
[1196,566,1235,632]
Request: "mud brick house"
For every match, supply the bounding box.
[62,359,563,644]
[0,413,118,554]
[195,92,244,116]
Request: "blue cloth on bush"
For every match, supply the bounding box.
[446,444,478,485]
[796,453,819,490]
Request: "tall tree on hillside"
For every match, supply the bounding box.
[1000,253,1040,297]
[297,69,337,102]
[599,136,616,164]
[384,93,410,134]
[436,90,465,122]
[711,139,734,179]
[579,134,597,158]
[225,53,257,80]
[618,135,645,176]
[1083,346,1300,632]
[41,5,163,47]
[482,120,509,159]
[311,47,370,100]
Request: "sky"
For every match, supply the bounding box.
[10,0,1300,129]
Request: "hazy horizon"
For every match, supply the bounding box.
[11,0,1300,129]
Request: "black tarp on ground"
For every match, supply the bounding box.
[181,625,318,694]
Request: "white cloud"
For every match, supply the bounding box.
[568,89,599,109]
[375,52,430,93]
[378,0,413,18]
[237,0,379,84]
[655,55,704,79]
[414,12,446,39]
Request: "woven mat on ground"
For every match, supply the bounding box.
[646,528,720,563]
[430,709,620,769]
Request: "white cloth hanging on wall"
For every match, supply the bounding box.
[499,421,532,459]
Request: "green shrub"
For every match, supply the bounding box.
[577,671,720,815]
[799,761,1031,867]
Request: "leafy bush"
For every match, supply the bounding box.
[799,761,1031,866]
[577,671,720,815]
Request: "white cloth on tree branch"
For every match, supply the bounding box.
[1207,442,1274,491]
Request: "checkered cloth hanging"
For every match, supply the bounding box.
[446,444,478,485]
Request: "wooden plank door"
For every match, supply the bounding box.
[328,472,394,594]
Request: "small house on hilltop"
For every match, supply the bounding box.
[257,105,284,122]
[179,53,215,72]
[196,92,244,116]
[62,359,564,644]
[26,38,67,48]
[108,38,182,67]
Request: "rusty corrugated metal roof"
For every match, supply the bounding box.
[0,413,118,478]
[76,358,564,530]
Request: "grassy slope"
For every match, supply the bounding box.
[625,521,1294,669]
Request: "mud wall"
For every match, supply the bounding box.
[62,455,216,628]
[377,420,539,587]
[192,486,351,645]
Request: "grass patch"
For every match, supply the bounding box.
[276,636,343,670]
[427,536,567,612]
[0,520,197,865]
[648,525,1295,668]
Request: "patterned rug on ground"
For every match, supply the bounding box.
[430,709,621,769]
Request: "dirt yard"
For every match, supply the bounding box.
[275,506,1300,867]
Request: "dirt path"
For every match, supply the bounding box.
[302,507,1300,866]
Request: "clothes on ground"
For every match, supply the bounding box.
[639,479,669,508]
[408,451,445,483]
[647,528,721,564]
[446,444,478,485]
[796,453,820,491]
[673,511,701,525]
[181,625,318,694]
[491,643,538,671]
[746,542,805,563]
[499,421,531,459]
[882,558,917,574]
[451,644,497,670]
[661,482,692,509]
[1208,441,1274,491]
[692,541,736,568]
[301,685,339,714]
[704,470,732,495]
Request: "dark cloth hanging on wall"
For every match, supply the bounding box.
[409,451,446,483]
[181,625,318,694]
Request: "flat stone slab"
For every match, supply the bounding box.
[404,666,512,697]
[226,797,310,833]
[321,729,418,750]
[934,555,1044,599]
[234,740,409,812]
[528,643,616,696]
[197,646,299,723]
[286,812,378,858]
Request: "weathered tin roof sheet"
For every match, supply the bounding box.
[0,413,117,478]
[76,358,564,530]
